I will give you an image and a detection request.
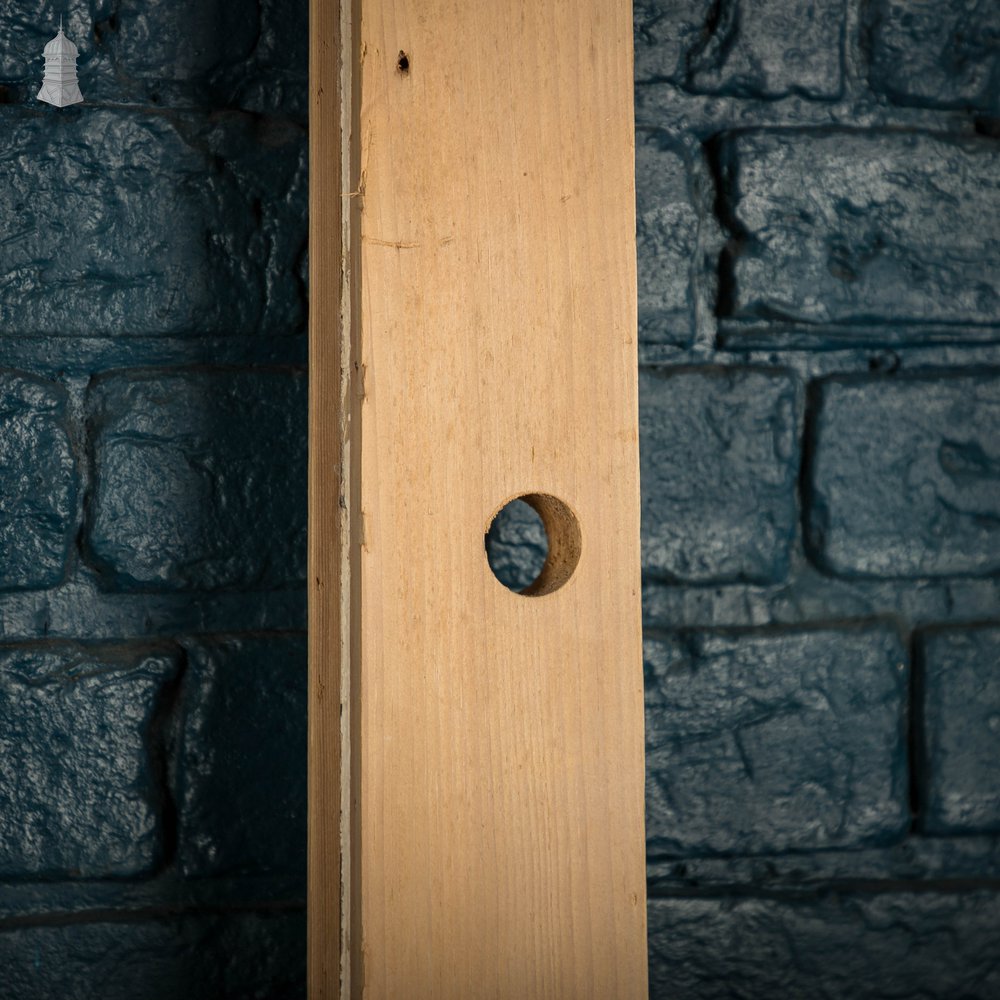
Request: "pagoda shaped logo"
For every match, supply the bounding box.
[37,19,84,108]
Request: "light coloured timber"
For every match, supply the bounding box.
[308,0,356,995]
[309,0,647,996]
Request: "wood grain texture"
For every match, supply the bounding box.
[308,0,356,996]
[310,0,647,996]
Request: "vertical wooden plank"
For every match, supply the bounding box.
[307,0,337,989]
[308,0,355,995]
[355,0,647,994]
[310,0,647,996]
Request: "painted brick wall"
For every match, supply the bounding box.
[1,2,998,998]
[0,3,309,996]
[634,1,1000,993]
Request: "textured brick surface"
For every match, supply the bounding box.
[0,372,75,591]
[639,368,799,584]
[109,0,309,116]
[635,134,699,344]
[921,626,1000,834]
[808,374,1000,579]
[645,626,908,856]
[634,0,843,98]
[648,892,1000,1000]
[484,499,548,593]
[112,1,258,83]
[0,911,305,1000]
[634,0,710,86]
[866,0,1000,113]
[0,5,108,85]
[0,109,306,338]
[86,370,307,591]
[0,1,311,994]
[0,644,178,878]
[720,131,1000,328]
[177,635,307,877]
[0,2,307,115]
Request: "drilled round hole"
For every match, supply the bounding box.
[485,493,581,596]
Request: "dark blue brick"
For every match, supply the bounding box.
[0,108,306,338]
[108,0,308,116]
[86,369,306,592]
[112,1,258,85]
[866,0,1000,113]
[649,892,1000,1000]
[634,0,712,87]
[808,374,1000,579]
[634,0,843,98]
[921,626,1000,834]
[177,635,306,877]
[0,4,112,97]
[0,2,306,115]
[484,499,548,593]
[0,911,305,1000]
[0,372,75,591]
[0,643,178,878]
[645,626,908,856]
[635,135,699,345]
[639,368,799,585]
[225,0,309,118]
[721,131,1000,328]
